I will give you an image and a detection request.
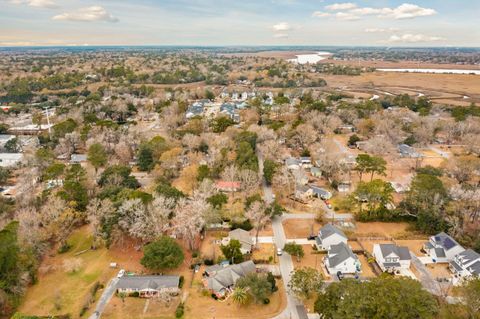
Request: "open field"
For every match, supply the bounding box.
[353,222,413,238]
[102,295,180,319]
[252,243,277,264]
[18,227,145,318]
[324,59,480,71]
[283,219,322,239]
[185,275,287,319]
[292,245,328,278]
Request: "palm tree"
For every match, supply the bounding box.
[231,287,249,305]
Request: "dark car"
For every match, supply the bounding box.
[337,271,344,281]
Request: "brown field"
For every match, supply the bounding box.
[292,245,328,277]
[283,219,322,239]
[252,244,277,264]
[102,296,180,319]
[184,276,287,319]
[354,222,412,238]
[222,50,317,59]
[324,59,480,71]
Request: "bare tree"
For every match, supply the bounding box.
[238,169,260,195]
[172,198,208,251]
[221,164,239,183]
[118,198,150,242]
[86,198,115,248]
[245,201,268,247]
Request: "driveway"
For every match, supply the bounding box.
[88,277,119,319]
[410,253,440,295]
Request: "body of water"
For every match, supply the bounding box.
[288,52,332,64]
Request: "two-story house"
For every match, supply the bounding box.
[324,242,361,275]
[373,244,411,272]
[315,224,348,250]
[449,249,480,279]
[423,232,465,263]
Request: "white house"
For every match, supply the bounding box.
[324,242,361,274]
[423,232,465,263]
[449,249,480,279]
[373,244,411,272]
[315,224,348,250]
[0,153,23,167]
[116,275,180,298]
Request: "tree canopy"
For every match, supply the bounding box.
[140,236,184,270]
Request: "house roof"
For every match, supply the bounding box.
[207,260,256,294]
[327,242,357,268]
[469,261,480,276]
[432,232,462,251]
[285,157,300,167]
[434,248,446,258]
[378,244,411,261]
[215,181,241,189]
[457,249,480,264]
[229,229,253,247]
[319,224,347,241]
[70,154,87,162]
[117,275,179,291]
[310,185,332,199]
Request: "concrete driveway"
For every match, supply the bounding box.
[89,277,119,319]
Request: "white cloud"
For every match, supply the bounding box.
[52,6,119,22]
[313,2,436,20]
[273,33,289,39]
[365,28,399,33]
[9,0,57,8]
[325,3,357,11]
[387,33,444,43]
[335,12,360,21]
[312,11,331,18]
[272,22,292,32]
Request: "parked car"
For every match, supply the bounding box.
[307,235,316,240]
[337,271,344,281]
[117,269,125,278]
[324,200,332,209]
[277,248,283,256]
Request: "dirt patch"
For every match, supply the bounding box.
[252,244,277,264]
[424,263,452,280]
[283,219,322,239]
[292,245,328,279]
[354,222,413,238]
[357,254,377,278]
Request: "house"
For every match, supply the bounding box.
[423,232,465,263]
[186,102,205,119]
[285,157,301,170]
[310,167,322,177]
[315,224,347,250]
[116,275,180,298]
[449,249,480,279]
[324,242,361,274]
[373,244,411,272]
[398,144,421,158]
[70,154,87,164]
[224,229,253,254]
[390,181,410,193]
[0,135,15,149]
[310,185,332,200]
[300,157,312,168]
[337,182,351,193]
[295,184,314,201]
[205,260,256,297]
[215,181,241,192]
[0,153,23,167]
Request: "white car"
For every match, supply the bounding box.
[117,269,125,278]
[276,248,283,256]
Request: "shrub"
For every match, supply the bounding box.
[175,302,185,318]
[263,298,270,304]
[204,259,214,266]
[179,276,185,288]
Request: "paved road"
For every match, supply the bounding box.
[410,253,440,295]
[89,278,119,319]
[429,146,451,159]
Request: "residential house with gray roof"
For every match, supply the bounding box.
[324,242,361,274]
[373,244,411,272]
[424,232,465,263]
[204,260,256,297]
[116,275,180,298]
[315,224,347,250]
[449,249,480,279]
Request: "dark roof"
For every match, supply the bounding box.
[379,244,411,261]
[383,262,401,268]
[207,261,256,294]
[449,260,462,272]
[432,232,461,251]
[469,261,480,276]
[458,249,480,263]
[117,275,179,290]
[434,248,446,258]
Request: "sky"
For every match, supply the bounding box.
[0,0,479,47]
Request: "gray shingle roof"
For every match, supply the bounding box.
[379,244,411,261]
[206,260,256,294]
[319,224,347,241]
[327,242,357,268]
[117,275,179,290]
[229,229,253,251]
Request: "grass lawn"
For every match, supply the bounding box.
[18,226,145,318]
[283,219,321,239]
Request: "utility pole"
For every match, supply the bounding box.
[44,106,52,137]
